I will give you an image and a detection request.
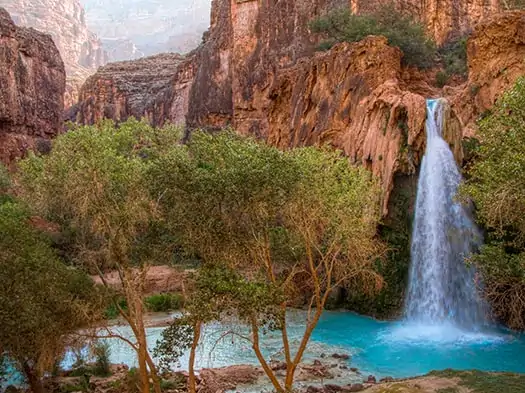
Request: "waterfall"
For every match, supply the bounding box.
[405,98,487,329]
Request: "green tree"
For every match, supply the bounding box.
[310,5,436,68]
[0,201,100,393]
[17,119,183,393]
[462,77,525,330]
[151,131,384,392]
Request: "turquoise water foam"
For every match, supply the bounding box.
[97,310,525,378]
[313,311,525,378]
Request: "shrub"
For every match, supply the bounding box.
[310,5,436,68]
[439,35,468,78]
[92,341,112,377]
[144,293,184,312]
[124,368,141,393]
[436,71,449,88]
[104,298,128,320]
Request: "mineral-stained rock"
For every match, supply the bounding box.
[91,265,192,295]
[75,53,195,126]
[0,0,108,108]
[0,8,65,166]
[265,37,462,214]
[447,11,525,136]
[73,1,523,214]
[187,0,348,131]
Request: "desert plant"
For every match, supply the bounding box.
[92,341,112,377]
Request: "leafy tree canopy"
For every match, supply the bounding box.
[462,77,525,329]
[0,200,101,393]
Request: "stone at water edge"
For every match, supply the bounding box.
[366,375,377,384]
[347,383,365,392]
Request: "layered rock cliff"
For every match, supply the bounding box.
[0,0,107,107]
[447,10,525,135]
[0,8,65,165]
[74,0,525,213]
[75,53,195,126]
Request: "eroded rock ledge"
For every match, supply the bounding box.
[74,1,525,213]
[74,53,195,126]
[0,7,65,165]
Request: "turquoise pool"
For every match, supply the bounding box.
[4,310,525,390]
[101,310,525,378]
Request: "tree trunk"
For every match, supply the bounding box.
[137,345,150,393]
[188,321,201,393]
[285,308,324,391]
[250,317,284,393]
[22,362,44,393]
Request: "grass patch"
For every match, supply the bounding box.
[104,293,183,319]
[429,369,525,393]
[144,293,184,312]
[104,298,128,320]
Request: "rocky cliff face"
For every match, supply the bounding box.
[75,53,195,126]
[0,0,108,108]
[74,0,524,213]
[0,8,65,165]
[447,11,525,135]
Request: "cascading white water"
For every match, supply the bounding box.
[406,98,487,329]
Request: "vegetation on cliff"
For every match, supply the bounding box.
[310,5,436,68]
[462,77,525,330]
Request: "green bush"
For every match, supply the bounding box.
[124,368,141,393]
[310,5,436,68]
[436,71,449,88]
[104,298,128,320]
[461,77,525,330]
[344,179,415,318]
[92,341,111,377]
[144,293,184,312]
[440,36,468,77]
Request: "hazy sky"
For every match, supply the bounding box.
[79,0,212,56]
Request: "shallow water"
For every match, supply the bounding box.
[96,310,525,379]
[315,311,525,378]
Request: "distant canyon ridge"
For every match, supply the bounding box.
[0,0,524,216]
[0,0,211,107]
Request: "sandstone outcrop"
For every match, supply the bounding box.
[74,0,524,213]
[0,0,108,108]
[91,265,192,295]
[75,53,195,126]
[187,0,348,131]
[447,10,525,135]
[0,8,65,166]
